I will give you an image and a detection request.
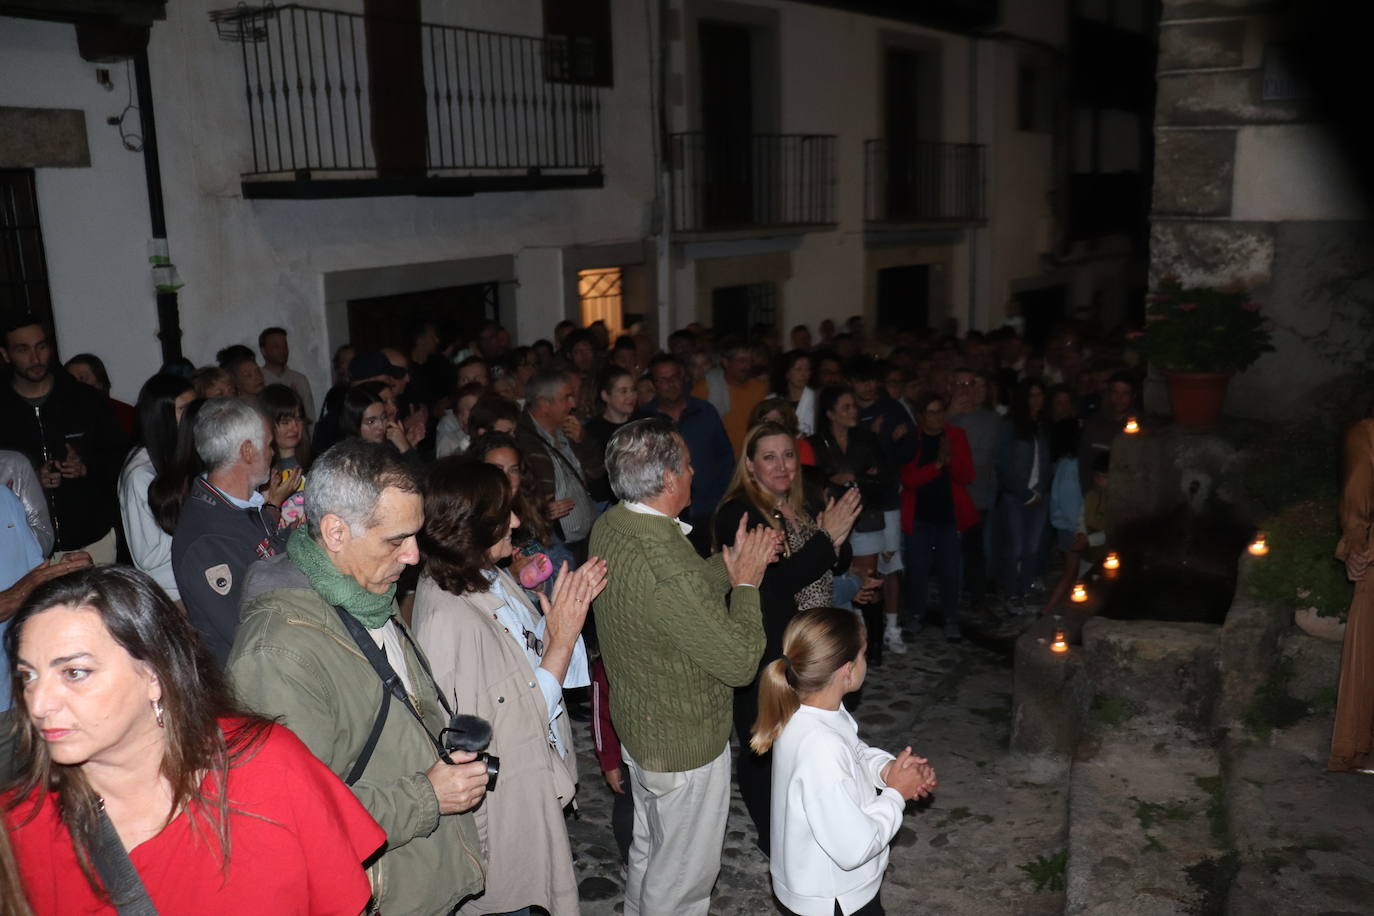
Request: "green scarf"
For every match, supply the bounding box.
[288,527,397,629]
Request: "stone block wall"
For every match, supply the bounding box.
[1148,3,1374,421]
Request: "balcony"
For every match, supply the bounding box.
[209,5,604,199]
[864,139,986,226]
[669,132,837,235]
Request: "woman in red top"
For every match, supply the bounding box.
[899,391,977,643]
[4,566,384,915]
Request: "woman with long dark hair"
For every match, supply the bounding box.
[147,398,207,539]
[996,378,1052,613]
[3,566,384,913]
[808,385,897,659]
[413,458,606,915]
[770,350,817,436]
[118,374,195,601]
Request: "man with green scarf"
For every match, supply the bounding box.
[227,441,487,915]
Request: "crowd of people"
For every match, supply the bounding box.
[0,310,1152,915]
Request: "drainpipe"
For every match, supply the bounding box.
[133,46,183,364]
[654,0,673,348]
[967,36,979,332]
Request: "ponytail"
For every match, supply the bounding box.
[751,657,801,753]
[750,608,866,754]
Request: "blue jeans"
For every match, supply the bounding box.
[904,521,961,626]
[1000,495,1050,596]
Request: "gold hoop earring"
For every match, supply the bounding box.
[153,698,165,729]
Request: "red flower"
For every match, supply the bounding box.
[1242,301,1262,311]
[1178,302,1199,311]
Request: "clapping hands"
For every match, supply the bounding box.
[723,515,782,588]
[818,486,863,548]
[881,747,938,801]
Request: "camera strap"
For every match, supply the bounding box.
[332,606,455,784]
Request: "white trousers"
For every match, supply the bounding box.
[622,743,731,916]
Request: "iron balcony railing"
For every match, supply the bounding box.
[210,4,603,179]
[864,139,986,223]
[669,132,837,233]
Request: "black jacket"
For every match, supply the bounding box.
[713,498,851,666]
[0,371,127,551]
[808,425,898,523]
[171,479,286,665]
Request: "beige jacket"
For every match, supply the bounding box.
[413,572,580,916]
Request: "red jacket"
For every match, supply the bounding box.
[590,659,623,774]
[899,424,979,534]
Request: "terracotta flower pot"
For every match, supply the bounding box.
[1165,371,1232,428]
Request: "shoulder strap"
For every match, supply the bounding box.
[345,684,390,786]
[331,607,454,766]
[92,807,159,915]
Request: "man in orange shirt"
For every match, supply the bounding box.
[692,342,768,454]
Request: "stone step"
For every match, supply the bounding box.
[1065,730,1226,915]
[1063,617,1231,915]
[1223,629,1374,915]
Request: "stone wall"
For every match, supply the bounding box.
[1148,2,1374,421]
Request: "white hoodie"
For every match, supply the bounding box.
[770,704,904,916]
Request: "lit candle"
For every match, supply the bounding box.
[1104,552,1120,571]
[1248,534,1269,557]
[1051,629,1069,653]
[1071,583,1088,603]
[1123,417,1140,434]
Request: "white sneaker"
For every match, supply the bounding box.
[883,629,908,655]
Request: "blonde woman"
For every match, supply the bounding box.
[711,421,861,855]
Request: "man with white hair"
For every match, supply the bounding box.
[591,417,777,915]
[172,397,286,664]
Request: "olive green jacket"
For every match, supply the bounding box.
[227,553,484,915]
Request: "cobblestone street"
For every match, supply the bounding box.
[567,624,1071,915]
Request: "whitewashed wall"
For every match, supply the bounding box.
[1,0,655,404]
[0,18,161,402]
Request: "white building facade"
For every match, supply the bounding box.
[1,0,1151,404]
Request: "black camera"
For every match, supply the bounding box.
[441,713,500,792]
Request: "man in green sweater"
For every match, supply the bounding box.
[590,417,777,916]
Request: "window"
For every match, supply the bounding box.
[0,170,53,322]
[578,267,623,336]
[711,282,776,338]
[543,0,613,86]
[1018,61,1052,133]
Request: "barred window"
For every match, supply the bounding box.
[543,0,613,86]
[0,170,54,322]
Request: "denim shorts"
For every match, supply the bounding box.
[849,509,904,574]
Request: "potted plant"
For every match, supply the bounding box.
[1142,276,1275,427]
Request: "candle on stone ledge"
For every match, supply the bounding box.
[1051,629,1069,653]
[1104,552,1120,571]
[1123,417,1140,434]
[1248,534,1269,557]
[1071,583,1088,603]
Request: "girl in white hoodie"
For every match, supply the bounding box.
[753,608,937,916]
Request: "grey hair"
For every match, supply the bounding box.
[525,368,570,406]
[304,439,421,539]
[606,417,685,503]
[194,398,268,471]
